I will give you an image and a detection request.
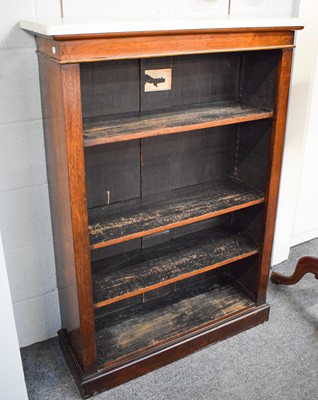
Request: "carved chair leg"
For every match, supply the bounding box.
[271,256,318,285]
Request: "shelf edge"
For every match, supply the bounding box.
[90,197,264,250]
[93,249,259,308]
[83,110,273,147]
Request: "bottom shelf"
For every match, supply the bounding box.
[59,301,269,398]
[95,272,255,367]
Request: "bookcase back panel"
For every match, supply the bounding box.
[84,119,272,213]
[85,127,237,210]
[80,50,279,123]
[236,119,272,193]
[231,204,265,244]
[142,126,237,197]
[85,141,141,209]
[239,50,279,110]
[140,53,240,112]
[81,59,140,119]
[227,256,259,299]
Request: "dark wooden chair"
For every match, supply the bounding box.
[271,256,318,285]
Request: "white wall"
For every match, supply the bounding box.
[61,0,230,18]
[0,0,311,348]
[272,0,318,264]
[61,0,301,19]
[0,0,62,347]
[291,12,318,245]
[0,230,28,400]
[230,0,300,17]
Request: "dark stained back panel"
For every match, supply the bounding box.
[141,53,240,112]
[81,53,241,119]
[142,126,237,197]
[235,119,272,193]
[85,141,141,209]
[80,59,140,118]
[239,50,279,109]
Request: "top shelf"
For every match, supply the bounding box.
[83,102,273,146]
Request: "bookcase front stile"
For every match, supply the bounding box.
[38,57,97,375]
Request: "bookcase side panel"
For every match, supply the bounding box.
[256,48,294,305]
[38,55,82,362]
[37,54,96,374]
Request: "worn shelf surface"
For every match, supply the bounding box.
[92,225,258,308]
[89,178,264,249]
[95,277,255,365]
[83,102,273,146]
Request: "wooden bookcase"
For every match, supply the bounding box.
[23,22,302,398]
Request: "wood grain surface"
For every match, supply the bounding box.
[89,178,264,249]
[92,225,259,307]
[95,276,254,365]
[83,102,273,146]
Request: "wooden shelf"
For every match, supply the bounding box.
[89,178,264,249]
[83,102,273,146]
[92,226,258,308]
[95,276,255,366]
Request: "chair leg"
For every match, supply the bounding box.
[271,256,318,285]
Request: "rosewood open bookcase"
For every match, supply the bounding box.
[20,19,302,398]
